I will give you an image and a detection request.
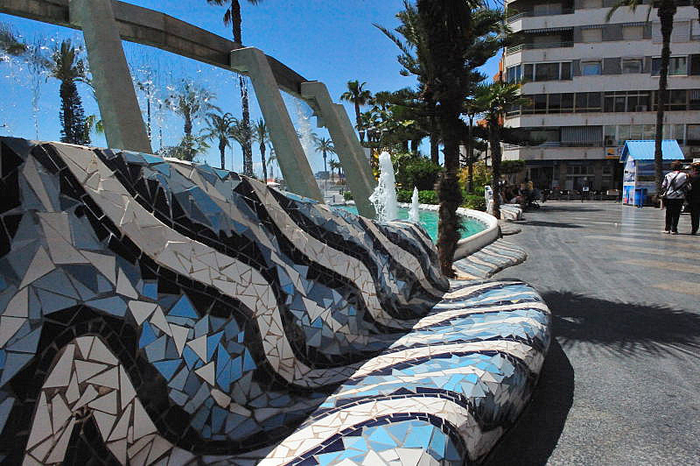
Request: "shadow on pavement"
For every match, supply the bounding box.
[483,340,574,466]
[521,220,583,229]
[545,291,700,358]
[539,205,604,213]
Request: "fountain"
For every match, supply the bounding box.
[369,151,398,222]
[409,186,420,223]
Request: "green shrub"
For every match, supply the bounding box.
[397,189,439,205]
[418,190,438,204]
[462,194,486,211]
[394,155,442,191]
[343,191,353,201]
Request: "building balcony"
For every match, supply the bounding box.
[506,41,574,55]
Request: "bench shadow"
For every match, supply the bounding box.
[545,291,700,358]
[483,339,573,466]
[484,290,700,465]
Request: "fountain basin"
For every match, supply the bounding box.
[336,202,500,260]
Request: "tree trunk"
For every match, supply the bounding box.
[219,140,226,170]
[260,142,268,181]
[467,114,474,193]
[231,1,253,177]
[430,134,439,164]
[354,101,364,143]
[489,118,502,220]
[428,101,439,164]
[655,2,676,197]
[435,100,463,277]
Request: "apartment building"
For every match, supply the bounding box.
[502,0,700,192]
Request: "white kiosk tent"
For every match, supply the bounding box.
[619,140,684,205]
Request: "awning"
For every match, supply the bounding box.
[619,140,684,163]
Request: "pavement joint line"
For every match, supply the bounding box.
[617,258,700,275]
[603,244,699,261]
[651,281,700,297]
[585,235,700,250]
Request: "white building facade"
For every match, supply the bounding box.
[502,0,700,192]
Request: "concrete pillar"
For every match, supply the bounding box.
[301,81,376,218]
[69,0,152,153]
[230,48,323,203]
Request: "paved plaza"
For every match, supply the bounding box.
[485,201,700,465]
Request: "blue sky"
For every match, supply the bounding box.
[0,1,500,175]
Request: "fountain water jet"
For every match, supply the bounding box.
[409,187,420,223]
[369,151,398,222]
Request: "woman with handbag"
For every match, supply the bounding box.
[660,160,689,235]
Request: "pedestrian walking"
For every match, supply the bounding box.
[660,160,689,235]
[688,162,700,235]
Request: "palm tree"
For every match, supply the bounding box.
[205,0,264,177]
[340,80,373,143]
[416,0,479,276]
[314,136,336,177]
[253,118,270,181]
[476,82,531,219]
[167,80,220,162]
[607,0,676,195]
[47,40,90,145]
[229,117,253,174]
[203,111,236,170]
[329,158,341,182]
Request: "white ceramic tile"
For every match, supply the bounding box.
[92,410,117,440]
[88,390,118,415]
[26,393,52,449]
[75,337,95,360]
[0,316,27,347]
[129,302,157,325]
[116,270,139,299]
[87,366,120,390]
[132,402,157,440]
[50,394,72,433]
[75,360,108,383]
[194,361,215,386]
[170,325,189,357]
[88,338,119,366]
[44,418,75,464]
[108,403,132,441]
[4,287,28,318]
[186,335,207,362]
[119,365,137,408]
[19,247,54,289]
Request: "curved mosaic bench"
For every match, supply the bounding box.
[0,138,550,465]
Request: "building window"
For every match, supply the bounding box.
[581,0,602,8]
[604,90,651,112]
[690,55,700,75]
[582,60,602,75]
[582,28,603,43]
[687,124,700,145]
[575,92,602,112]
[690,89,700,110]
[535,63,560,81]
[622,58,643,74]
[622,25,644,41]
[652,56,687,76]
[506,65,522,83]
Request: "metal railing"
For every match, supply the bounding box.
[506,8,575,23]
[506,41,574,55]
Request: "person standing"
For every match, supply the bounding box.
[660,160,689,235]
[688,162,700,235]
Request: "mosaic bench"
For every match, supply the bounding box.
[0,138,550,465]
